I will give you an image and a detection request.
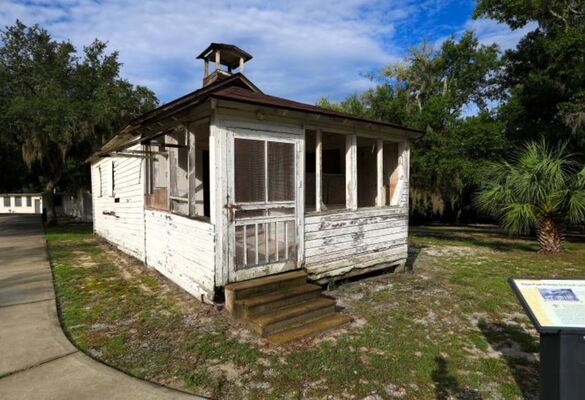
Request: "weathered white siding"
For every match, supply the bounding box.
[304,140,410,282]
[91,150,146,261]
[304,206,409,281]
[144,210,215,302]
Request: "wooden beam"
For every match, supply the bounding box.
[204,60,209,77]
[315,129,322,212]
[376,139,384,206]
[239,57,244,73]
[346,134,357,210]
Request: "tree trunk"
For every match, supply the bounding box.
[44,180,58,226]
[537,217,562,253]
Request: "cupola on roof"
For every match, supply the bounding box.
[197,43,253,87]
[196,43,252,69]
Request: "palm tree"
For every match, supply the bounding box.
[475,141,585,253]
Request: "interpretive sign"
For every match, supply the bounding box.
[509,278,585,333]
[510,277,585,399]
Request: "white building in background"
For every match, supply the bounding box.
[0,193,43,214]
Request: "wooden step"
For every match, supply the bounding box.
[226,270,307,300]
[247,297,336,336]
[265,314,353,345]
[239,284,322,317]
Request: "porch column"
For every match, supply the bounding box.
[376,139,385,206]
[187,125,196,216]
[346,134,357,210]
[315,129,322,212]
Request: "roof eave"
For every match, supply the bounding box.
[210,93,425,139]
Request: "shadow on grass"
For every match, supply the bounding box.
[478,321,539,400]
[411,228,538,253]
[45,222,93,240]
[432,356,482,400]
[405,244,423,272]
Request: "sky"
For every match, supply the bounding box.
[0,0,534,105]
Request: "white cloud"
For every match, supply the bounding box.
[1,1,533,106]
[464,18,537,51]
[1,0,418,103]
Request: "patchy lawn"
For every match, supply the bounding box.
[45,223,585,399]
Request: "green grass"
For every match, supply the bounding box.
[45,223,585,399]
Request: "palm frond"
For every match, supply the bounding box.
[501,203,537,235]
[567,189,585,224]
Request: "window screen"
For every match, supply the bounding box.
[27,196,32,207]
[3,197,9,207]
[235,139,265,202]
[268,142,295,201]
[14,196,22,207]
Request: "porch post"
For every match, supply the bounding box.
[346,134,357,210]
[187,125,196,216]
[376,139,384,206]
[315,129,322,212]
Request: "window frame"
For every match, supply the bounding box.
[144,122,211,222]
[98,166,103,197]
[111,161,115,197]
[306,127,409,214]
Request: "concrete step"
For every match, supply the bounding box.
[265,314,353,345]
[239,284,322,317]
[225,270,307,302]
[247,297,336,336]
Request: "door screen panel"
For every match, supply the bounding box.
[268,142,295,201]
[231,137,297,271]
[234,139,265,202]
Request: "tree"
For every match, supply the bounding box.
[475,141,585,253]
[317,31,506,222]
[0,21,158,223]
[474,0,585,149]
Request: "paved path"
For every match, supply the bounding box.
[0,215,200,400]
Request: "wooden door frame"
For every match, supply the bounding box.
[225,125,304,283]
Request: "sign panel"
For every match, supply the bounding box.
[510,278,585,332]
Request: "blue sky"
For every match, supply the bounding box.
[1,1,533,105]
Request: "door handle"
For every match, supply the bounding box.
[225,203,242,222]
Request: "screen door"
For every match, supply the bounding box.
[227,128,301,282]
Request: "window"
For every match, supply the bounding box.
[145,122,210,219]
[98,166,103,197]
[305,130,347,212]
[168,129,189,215]
[383,142,402,206]
[145,136,169,210]
[14,196,22,207]
[357,137,377,208]
[320,132,346,210]
[111,162,115,197]
[306,128,407,212]
[3,197,9,207]
[26,196,32,207]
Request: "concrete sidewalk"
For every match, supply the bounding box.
[0,215,200,400]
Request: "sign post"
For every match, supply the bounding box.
[509,278,585,400]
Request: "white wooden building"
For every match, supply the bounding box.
[0,193,43,214]
[90,44,423,305]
